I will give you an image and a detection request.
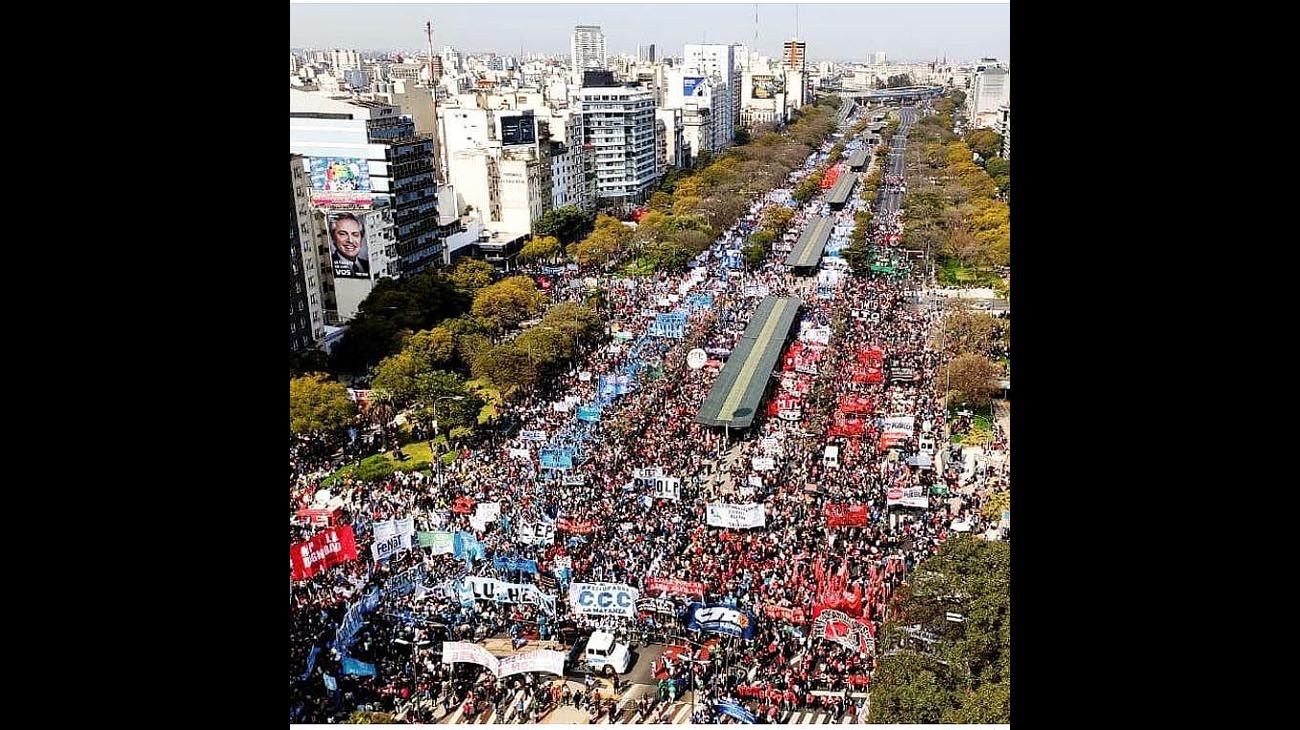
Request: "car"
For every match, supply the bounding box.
[583,630,633,677]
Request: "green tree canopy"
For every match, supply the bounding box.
[534,206,595,245]
[289,373,356,438]
[450,258,494,298]
[964,128,1002,160]
[471,344,537,391]
[471,276,546,333]
[518,234,563,263]
[944,353,1001,407]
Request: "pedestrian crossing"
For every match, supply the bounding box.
[611,702,693,724]
[788,710,848,724]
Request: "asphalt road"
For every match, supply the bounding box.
[563,640,669,688]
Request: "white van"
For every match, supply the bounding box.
[584,631,633,677]
[824,445,840,469]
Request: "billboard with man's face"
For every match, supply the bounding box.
[327,213,370,279]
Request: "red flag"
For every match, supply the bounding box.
[290,525,358,581]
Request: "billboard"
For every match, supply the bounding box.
[310,157,372,193]
[751,75,780,99]
[683,76,706,97]
[500,114,537,145]
[327,212,370,279]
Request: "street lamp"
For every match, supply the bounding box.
[671,635,713,721]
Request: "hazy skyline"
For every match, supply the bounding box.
[289,3,1010,63]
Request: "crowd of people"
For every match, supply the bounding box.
[288,102,1011,725]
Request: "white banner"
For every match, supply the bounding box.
[464,577,557,615]
[476,502,501,522]
[499,649,567,678]
[516,521,556,546]
[882,416,915,435]
[706,503,767,529]
[654,477,681,501]
[372,532,413,562]
[748,475,763,488]
[751,457,776,472]
[508,448,531,461]
[886,486,929,508]
[760,437,783,455]
[562,475,587,486]
[799,324,831,345]
[373,518,415,545]
[441,641,499,673]
[520,430,546,442]
[441,643,567,678]
[568,582,639,617]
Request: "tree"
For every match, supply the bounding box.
[943,311,1000,358]
[370,350,424,404]
[410,371,485,434]
[404,327,455,367]
[471,276,546,333]
[868,652,954,724]
[943,680,1010,724]
[289,373,356,438]
[648,191,674,213]
[842,240,872,276]
[535,206,595,245]
[761,206,795,235]
[450,258,494,298]
[289,348,330,379]
[964,129,1002,161]
[329,314,403,377]
[983,157,1009,180]
[471,344,537,391]
[518,234,562,263]
[733,128,752,145]
[944,353,1000,407]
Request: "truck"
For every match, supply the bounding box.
[583,630,633,677]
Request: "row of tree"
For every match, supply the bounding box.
[868,537,1010,724]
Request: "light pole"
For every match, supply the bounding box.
[672,635,713,721]
[431,395,465,481]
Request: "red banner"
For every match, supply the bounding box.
[838,394,873,415]
[825,503,869,528]
[557,518,596,534]
[646,577,706,597]
[763,604,808,624]
[452,496,476,514]
[293,507,341,527]
[290,525,359,581]
[829,415,867,438]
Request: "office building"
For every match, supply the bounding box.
[290,155,326,351]
[684,43,741,144]
[866,51,887,66]
[331,48,361,74]
[578,85,658,210]
[572,25,607,80]
[783,39,806,71]
[970,63,1010,128]
[996,105,1010,160]
[638,44,657,63]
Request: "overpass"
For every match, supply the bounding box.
[834,85,944,106]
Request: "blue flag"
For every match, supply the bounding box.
[341,657,377,677]
[301,645,320,680]
[716,700,756,724]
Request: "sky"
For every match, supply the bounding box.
[289,2,1010,63]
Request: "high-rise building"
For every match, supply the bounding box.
[638,44,657,63]
[290,155,326,351]
[289,90,444,280]
[866,51,887,66]
[331,48,361,74]
[572,25,607,79]
[970,63,1010,128]
[684,44,741,144]
[664,67,723,161]
[443,46,462,72]
[579,85,658,211]
[783,39,807,71]
[995,105,1010,160]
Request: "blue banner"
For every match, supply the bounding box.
[716,700,756,724]
[341,657,377,677]
[686,294,715,311]
[493,555,540,574]
[453,532,486,562]
[540,448,575,470]
[686,603,756,639]
[577,404,602,422]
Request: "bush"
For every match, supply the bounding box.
[353,454,396,483]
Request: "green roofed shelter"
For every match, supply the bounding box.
[695,296,802,428]
[826,175,857,207]
[786,216,833,269]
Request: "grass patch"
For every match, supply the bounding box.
[618,257,657,277]
[467,378,503,424]
[938,257,1004,289]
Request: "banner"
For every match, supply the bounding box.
[453,532,487,562]
[825,504,870,528]
[763,604,807,624]
[716,699,756,724]
[372,532,412,562]
[294,507,340,528]
[516,521,556,546]
[687,603,756,639]
[562,475,587,486]
[464,576,557,614]
[577,405,602,422]
[322,673,337,692]
[290,525,359,581]
[706,503,766,529]
[493,555,540,575]
[301,644,321,680]
[373,518,415,546]
[881,416,915,435]
[383,565,426,599]
[646,577,706,597]
[418,530,455,554]
[520,430,546,442]
[540,448,574,470]
[499,649,567,678]
[452,496,477,514]
[637,597,677,615]
[341,657,377,677]
[569,582,639,617]
[441,641,499,672]
[508,448,531,461]
[475,502,501,523]
[750,457,775,472]
[886,486,929,508]
[557,518,596,534]
[813,609,875,654]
